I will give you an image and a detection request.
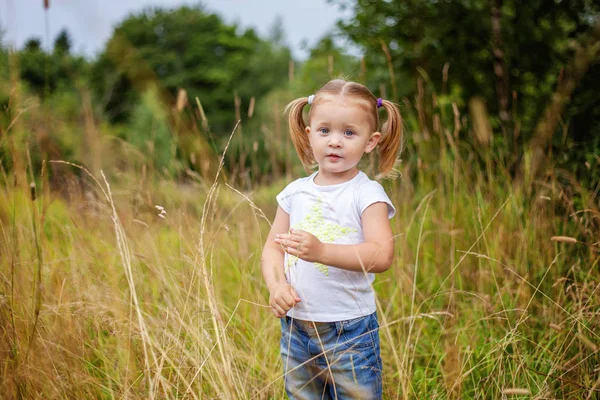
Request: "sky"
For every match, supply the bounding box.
[0,0,354,59]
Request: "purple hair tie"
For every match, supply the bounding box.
[377,98,383,108]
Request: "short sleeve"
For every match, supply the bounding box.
[276,177,306,214]
[358,181,396,219]
[276,184,293,214]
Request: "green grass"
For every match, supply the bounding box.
[1,143,598,399]
[1,89,599,399]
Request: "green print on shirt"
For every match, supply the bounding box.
[286,196,357,276]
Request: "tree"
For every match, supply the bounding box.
[90,5,292,137]
[54,28,72,55]
[0,28,10,119]
[16,29,88,99]
[297,36,360,90]
[20,37,47,93]
[24,38,42,51]
[331,0,600,139]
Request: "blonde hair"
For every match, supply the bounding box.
[284,79,403,176]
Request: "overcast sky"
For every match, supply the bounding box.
[0,0,354,59]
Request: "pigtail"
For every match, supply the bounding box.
[284,97,314,172]
[377,100,403,176]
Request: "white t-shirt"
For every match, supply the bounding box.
[276,171,395,322]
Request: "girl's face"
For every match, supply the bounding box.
[306,95,380,185]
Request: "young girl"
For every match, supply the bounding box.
[261,79,402,399]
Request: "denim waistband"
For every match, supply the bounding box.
[285,316,340,335]
[285,314,378,335]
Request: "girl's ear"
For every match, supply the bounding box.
[364,132,381,153]
[305,126,311,135]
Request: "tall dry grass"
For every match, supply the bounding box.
[1,78,599,400]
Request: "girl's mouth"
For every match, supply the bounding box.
[326,154,341,160]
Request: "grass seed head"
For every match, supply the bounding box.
[551,236,577,243]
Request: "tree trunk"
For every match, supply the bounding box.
[516,18,600,187]
[490,0,510,125]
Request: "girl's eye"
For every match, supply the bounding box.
[344,130,355,137]
[319,128,329,134]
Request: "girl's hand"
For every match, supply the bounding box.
[275,228,323,263]
[269,283,301,318]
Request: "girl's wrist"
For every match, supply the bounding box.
[315,242,329,265]
[267,279,286,293]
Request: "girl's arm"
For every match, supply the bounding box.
[262,206,301,317]
[274,202,394,273]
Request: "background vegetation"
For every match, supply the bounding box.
[0,1,599,398]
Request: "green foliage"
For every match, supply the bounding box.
[20,38,47,93]
[90,5,291,137]
[17,31,89,99]
[3,2,598,189]
[296,36,360,91]
[561,63,600,189]
[331,0,600,186]
[0,38,9,112]
[53,28,72,55]
[127,86,180,176]
[332,0,598,125]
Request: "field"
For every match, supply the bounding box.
[1,100,599,399]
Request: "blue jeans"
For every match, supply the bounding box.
[280,313,382,399]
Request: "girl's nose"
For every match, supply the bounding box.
[328,133,342,147]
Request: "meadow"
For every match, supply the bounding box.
[1,77,599,400]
